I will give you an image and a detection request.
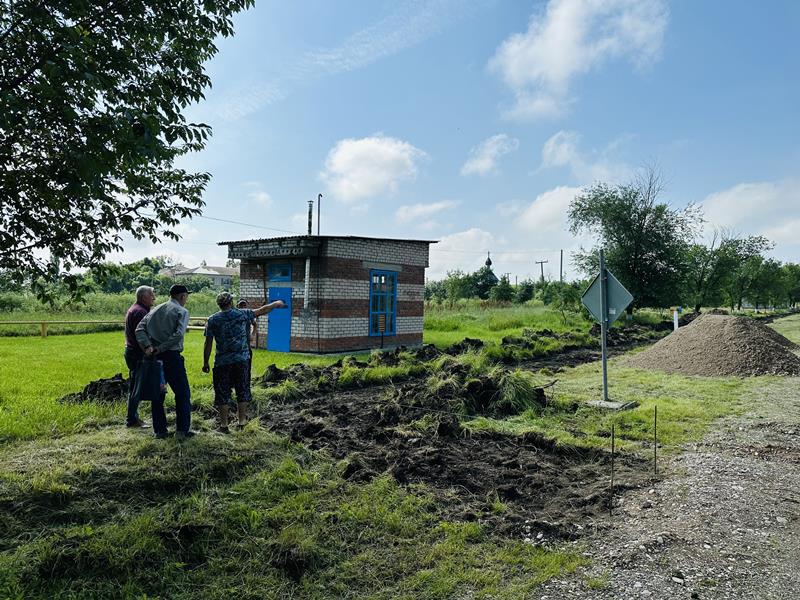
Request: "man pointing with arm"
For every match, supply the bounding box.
[135,284,194,439]
[203,292,285,432]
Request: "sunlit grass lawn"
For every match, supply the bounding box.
[423,303,592,347]
[0,331,342,442]
[769,312,800,344]
[466,358,757,453]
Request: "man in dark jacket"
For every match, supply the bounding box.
[124,286,155,427]
[135,284,193,439]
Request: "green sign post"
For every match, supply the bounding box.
[581,250,633,401]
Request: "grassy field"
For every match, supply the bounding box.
[0,331,342,442]
[1,311,796,598]
[769,312,800,343]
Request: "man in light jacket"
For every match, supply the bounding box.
[135,284,193,439]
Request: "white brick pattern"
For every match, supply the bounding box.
[326,239,430,267]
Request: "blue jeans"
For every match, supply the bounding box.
[124,346,144,425]
[152,351,192,434]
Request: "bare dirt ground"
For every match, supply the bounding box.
[540,376,800,599]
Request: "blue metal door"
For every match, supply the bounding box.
[267,287,292,352]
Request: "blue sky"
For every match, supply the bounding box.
[119,0,800,281]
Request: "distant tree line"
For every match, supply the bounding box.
[0,256,239,303]
[426,169,800,314]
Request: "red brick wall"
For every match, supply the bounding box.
[291,332,423,353]
[319,256,424,284]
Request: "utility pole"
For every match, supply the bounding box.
[535,259,548,282]
[559,249,563,283]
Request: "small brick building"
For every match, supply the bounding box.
[220,235,435,353]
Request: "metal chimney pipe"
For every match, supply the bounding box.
[317,193,322,236]
[304,199,313,310]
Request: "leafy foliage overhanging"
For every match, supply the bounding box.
[0,0,253,300]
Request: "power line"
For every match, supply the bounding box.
[196,214,301,235]
[430,248,565,255]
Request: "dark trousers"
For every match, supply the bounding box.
[152,351,192,434]
[124,346,144,425]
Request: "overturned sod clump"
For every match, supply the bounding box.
[59,374,128,404]
[624,314,800,377]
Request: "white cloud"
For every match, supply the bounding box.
[320,135,426,204]
[495,200,525,217]
[519,186,581,237]
[242,182,273,207]
[428,228,496,279]
[539,130,632,183]
[460,134,520,176]
[249,191,272,206]
[215,0,487,121]
[701,178,800,261]
[395,200,458,224]
[489,0,668,120]
[171,222,200,242]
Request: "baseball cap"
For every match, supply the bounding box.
[169,284,191,297]
[217,291,234,307]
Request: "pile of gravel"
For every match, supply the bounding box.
[623,314,800,377]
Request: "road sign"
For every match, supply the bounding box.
[581,269,633,325]
[580,251,634,402]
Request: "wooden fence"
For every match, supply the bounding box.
[0,318,209,338]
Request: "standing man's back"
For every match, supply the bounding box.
[135,284,194,439]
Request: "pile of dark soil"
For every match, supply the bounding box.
[262,385,647,535]
[588,322,670,347]
[59,374,128,404]
[623,315,800,377]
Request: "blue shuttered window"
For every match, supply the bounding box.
[369,270,397,336]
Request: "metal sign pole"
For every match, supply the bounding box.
[599,249,609,402]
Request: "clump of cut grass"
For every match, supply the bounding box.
[338,363,427,388]
[496,370,548,415]
[261,380,303,403]
[425,372,460,396]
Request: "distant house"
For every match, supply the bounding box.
[159,264,239,289]
[219,235,435,353]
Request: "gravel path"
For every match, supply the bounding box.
[538,376,800,600]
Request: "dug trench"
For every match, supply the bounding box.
[249,328,661,542]
[261,384,650,541]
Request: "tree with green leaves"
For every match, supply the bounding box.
[782,263,800,307]
[424,279,447,303]
[717,235,773,311]
[747,257,785,310]
[442,270,476,304]
[0,0,253,301]
[473,265,499,300]
[489,275,514,302]
[514,279,535,304]
[569,169,701,313]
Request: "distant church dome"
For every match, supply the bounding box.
[485,252,492,267]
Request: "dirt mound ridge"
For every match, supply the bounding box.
[624,314,800,377]
[59,374,129,404]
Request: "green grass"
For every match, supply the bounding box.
[0,428,584,599]
[769,313,800,344]
[465,357,756,451]
[423,303,591,347]
[0,331,341,442]
[0,292,221,336]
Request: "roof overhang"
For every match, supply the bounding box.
[223,236,322,260]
